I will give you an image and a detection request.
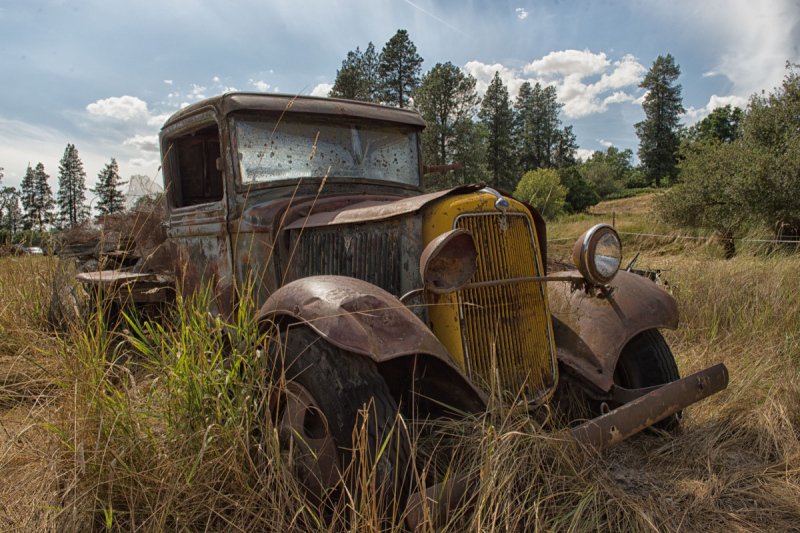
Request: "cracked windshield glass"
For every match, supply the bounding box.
[235,117,419,186]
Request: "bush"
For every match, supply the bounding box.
[513,168,567,219]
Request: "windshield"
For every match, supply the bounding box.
[234,116,420,186]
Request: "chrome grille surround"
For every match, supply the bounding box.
[454,212,558,402]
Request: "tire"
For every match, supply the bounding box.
[614,329,681,430]
[274,325,410,509]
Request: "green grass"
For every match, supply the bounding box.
[1,199,799,530]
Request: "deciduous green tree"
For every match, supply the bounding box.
[685,105,744,143]
[513,168,566,219]
[92,158,127,218]
[559,166,599,213]
[660,64,800,255]
[56,143,89,228]
[479,72,516,190]
[635,54,685,187]
[379,29,423,108]
[579,146,634,198]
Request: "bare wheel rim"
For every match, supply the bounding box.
[277,382,341,496]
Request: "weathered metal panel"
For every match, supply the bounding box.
[548,269,680,392]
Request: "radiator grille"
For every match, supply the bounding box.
[455,213,556,400]
[290,226,402,294]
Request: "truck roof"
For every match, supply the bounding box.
[162,92,426,130]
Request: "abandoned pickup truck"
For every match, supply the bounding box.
[72,93,728,511]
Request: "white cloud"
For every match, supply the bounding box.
[163,79,173,85]
[465,50,646,119]
[576,148,595,162]
[525,49,610,77]
[683,93,748,124]
[212,75,220,83]
[250,79,271,92]
[129,157,160,169]
[188,84,207,100]
[463,60,526,96]
[702,70,720,78]
[123,134,159,152]
[86,95,150,121]
[598,139,613,148]
[646,0,799,99]
[603,91,635,105]
[515,8,528,20]
[310,83,333,97]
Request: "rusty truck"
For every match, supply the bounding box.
[70,93,729,515]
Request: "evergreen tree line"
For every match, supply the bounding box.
[0,145,127,241]
[329,30,691,217]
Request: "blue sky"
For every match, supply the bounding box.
[1,0,798,191]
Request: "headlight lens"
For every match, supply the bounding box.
[572,224,622,286]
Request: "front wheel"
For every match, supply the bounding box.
[272,325,409,509]
[614,329,681,430]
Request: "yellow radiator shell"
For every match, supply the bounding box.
[421,191,558,402]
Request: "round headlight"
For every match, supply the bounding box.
[420,229,477,294]
[572,224,622,286]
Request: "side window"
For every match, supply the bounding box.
[168,124,223,207]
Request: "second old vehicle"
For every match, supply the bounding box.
[76,93,729,512]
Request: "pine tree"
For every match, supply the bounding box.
[635,54,685,187]
[32,163,55,232]
[56,143,89,228]
[479,72,516,190]
[553,126,578,168]
[514,82,565,170]
[361,42,381,102]
[414,62,481,189]
[20,164,36,230]
[379,29,423,108]
[0,187,21,234]
[330,47,368,100]
[92,158,127,218]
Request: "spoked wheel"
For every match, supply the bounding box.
[271,325,410,510]
[277,382,341,499]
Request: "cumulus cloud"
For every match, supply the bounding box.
[598,139,613,148]
[163,79,173,85]
[683,93,749,124]
[86,96,150,121]
[515,8,528,20]
[525,49,610,77]
[310,83,333,97]
[466,50,648,118]
[123,134,159,152]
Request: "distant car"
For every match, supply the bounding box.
[24,246,44,255]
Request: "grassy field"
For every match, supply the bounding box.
[1,194,799,531]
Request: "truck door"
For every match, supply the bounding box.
[163,116,235,317]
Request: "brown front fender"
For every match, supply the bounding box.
[548,270,679,392]
[257,275,486,409]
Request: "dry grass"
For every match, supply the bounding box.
[0,196,799,531]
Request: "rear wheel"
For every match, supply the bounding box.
[273,326,410,509]
[614,329,681,430]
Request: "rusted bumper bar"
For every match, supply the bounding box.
[570,363,729,450]
[404,364,728,529]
